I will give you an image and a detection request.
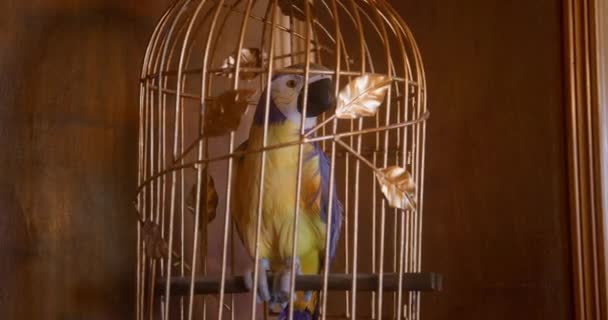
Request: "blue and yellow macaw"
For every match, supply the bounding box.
[233,64,343,320]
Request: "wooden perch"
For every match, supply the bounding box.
[156,272,442,296]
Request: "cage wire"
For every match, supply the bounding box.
[135,0,436,320]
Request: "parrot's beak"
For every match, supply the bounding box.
[298,78,334,117]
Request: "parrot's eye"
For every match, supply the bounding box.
[286,79,297,89]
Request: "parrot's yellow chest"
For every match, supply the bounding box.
[233,121,326,268]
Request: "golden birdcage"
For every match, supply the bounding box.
[135,1,438,320]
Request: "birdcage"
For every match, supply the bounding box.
[135,1,439,320]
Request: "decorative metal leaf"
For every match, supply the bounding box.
[204,89,256,137]
[186,169,218,229]
[278,0,307,21]
[375,166,416,210]
[217,48,266,80]
[142,221,169,259]
[336,74,392,119]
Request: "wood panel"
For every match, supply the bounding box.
[0,1,171,319]
[391,1,574,319]
[0,0,574,319]
[565,0,608,318]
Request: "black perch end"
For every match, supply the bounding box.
[156,272,442,296]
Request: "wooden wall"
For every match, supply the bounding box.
[0,1,171,319]
[393,1,574,319]
[0,0,573,319]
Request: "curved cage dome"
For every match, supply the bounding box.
[136,0,430,320]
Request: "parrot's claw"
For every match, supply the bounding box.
[244,257,310,307]
[303,290,313,303]
[271,257,301,304]
[244,258,271,303]
[269,301,287,313]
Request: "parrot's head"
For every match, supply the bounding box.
[254,64,334,129]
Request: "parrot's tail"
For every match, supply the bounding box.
[277,307,317,320]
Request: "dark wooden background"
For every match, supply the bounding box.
[0,0,573,319]
[392,1,573,319]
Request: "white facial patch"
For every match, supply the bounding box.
[270,74,304,111]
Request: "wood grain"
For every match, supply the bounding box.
[565,0,608,318]
[0,1,171,319]
[0,0,574,319]
[392,1,574,319]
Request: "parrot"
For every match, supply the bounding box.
[233,64,343,320]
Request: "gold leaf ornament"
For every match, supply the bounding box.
[375,166,416,210]
[186,170,219,228]
[204,89,256,137]
[336,74,392,119]
[142,221,169,259]
[278,0,313,21]
[217,48,266,80]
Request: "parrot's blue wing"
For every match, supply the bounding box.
[315,143,343,263]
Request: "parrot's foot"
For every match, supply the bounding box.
[272,257,301,304]
[244,258,271,303]
[268,256,313,311]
